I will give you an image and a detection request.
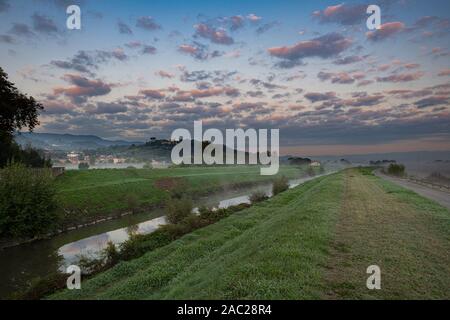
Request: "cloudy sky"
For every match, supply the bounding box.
[1,0,449,156]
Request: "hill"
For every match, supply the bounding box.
[14,132,142,151]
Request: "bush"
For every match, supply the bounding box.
[102,241,120,266]
[165,197,193,224]
[249,190,268,204]
[387,163,405,177]
[0,163,58,238]
[272,176,289,196]
[78,162,89,170]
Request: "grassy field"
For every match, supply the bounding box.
[54,165,306,225]
[49,168,450,299]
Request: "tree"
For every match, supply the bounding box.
[78,162,90,170]
[0,67,43,167]
[0,163,58,238]
[387,163,405,177]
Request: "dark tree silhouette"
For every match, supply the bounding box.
[0,67,44,167]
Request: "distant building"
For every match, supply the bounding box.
[113,158,126,164]
[310,161,321,167]
[67,152,79,165]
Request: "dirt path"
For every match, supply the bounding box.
[375,170,450,210]
[325,169,450,299]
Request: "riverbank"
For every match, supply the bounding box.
[49,168,450,300]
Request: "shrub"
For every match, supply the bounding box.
[0,163,58,238]
[102,241,120,266]
[249,190,268,204]
[272,176,289,196]
[197,205,214,216]
[78,162,89,170]
[165,197,193,224]
[387,163,405,177]
[159,223,191,240]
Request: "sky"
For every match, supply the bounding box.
[0,0,449,156]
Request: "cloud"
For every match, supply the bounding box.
[357,80,373,87]
[125,41,142,49]
[141,45,157,55]
[377,71,424,83]
[88,102,128,114]
[387,89,433,99]
[247,13,262,22]
[256,21,278,35]
[194,23,234,45]
[410,15,450,37]
[0,34,14,43]
[32,13,58,34]
[51,49,129,75]
[232,102,267,113]
[155,70,174,79]
[246,90,264,98]
[42,100,77,115]
[111,48,127,60]
[229,15,245,31]
[0,0,10,13]
[344,94,385,107]
[313,3,366,26]
[268,33,352,63]
[53,74,112,103]
[118,21,133,35]
[169,86,239,102]
[136,16,161,31]
[139,89,166,100]
[317,71,358,84]
[414,96,449,108]
[438,69,450,77]
[366,22,405,41]
[333,55,365,65]
[304,92,337,103]
[430,47,450,58]
[9,23,35,37]
[178,42,222,60]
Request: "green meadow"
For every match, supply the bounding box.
[54,165,306,225]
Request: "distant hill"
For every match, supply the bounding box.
[14,132,143,151]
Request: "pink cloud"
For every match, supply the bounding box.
[268,33,352,61]
[377,71,424,83]
[366,22,405,41]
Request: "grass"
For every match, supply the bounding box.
[49,168,450,299]
[54,165,304,226]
